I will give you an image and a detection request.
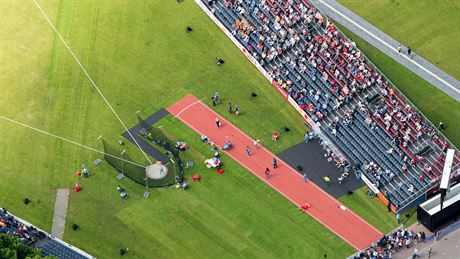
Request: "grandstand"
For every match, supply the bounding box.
[0,208,93,259]
[200,0,459,211]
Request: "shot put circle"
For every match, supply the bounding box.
[146,163,169,180]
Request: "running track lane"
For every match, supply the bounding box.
[167,94,382,250]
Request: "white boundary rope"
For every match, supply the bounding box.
[32,0,153,164]
[0,114,146,168]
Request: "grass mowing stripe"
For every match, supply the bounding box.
[32,0,153,164]
[337,0,460,80]
[0,114,144,167]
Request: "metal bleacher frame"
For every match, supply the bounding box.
[2,209,94,259]
[195,0,460,212]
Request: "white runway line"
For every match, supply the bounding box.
[317,0,460,95]
[0,114,146,168]
[173,98,206,119]
[32,0,153,164]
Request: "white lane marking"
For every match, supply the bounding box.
[173,97,206,119]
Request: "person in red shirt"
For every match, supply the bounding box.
[264,167,270,179]
[272,131,279,141]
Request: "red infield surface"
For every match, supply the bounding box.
[167,94,382,250]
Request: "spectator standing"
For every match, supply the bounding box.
[246,146,251,157]
[367,188,373,199]
[338,175,344,184]
[303,172,308,182]
[272,131,279,141]
[438,120,445,130]
[228,102,233,113]
[215,118,221,129]
[264,167,270,179]
[405,238,411,249]
[323,176,331,187]
[213,92,220,103]
[235,105,240,115]
[304,132,310,143]
[82,166,89,178]
[428,247,432,258]
[272,157,278,169]
[412,248,419,258]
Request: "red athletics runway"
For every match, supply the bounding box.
[168,94,382,250]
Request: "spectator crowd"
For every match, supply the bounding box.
[204,0,460,209]
[0,208,46,246]
[354,228,427,259]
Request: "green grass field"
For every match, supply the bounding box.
[340,186,417,234]
[0,0,351,257]
[1,0,458,258]
[337,0,460,80]
[63,116,354,258]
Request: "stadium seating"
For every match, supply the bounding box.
[0,208,46,246]
[202,0,459,209]
[36,238,89,259]
[0,208,91,258]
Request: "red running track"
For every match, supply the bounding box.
[167,94,382,250]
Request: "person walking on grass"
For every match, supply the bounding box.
[264,167,270,179]
[438,120,445,130]
[235,105,240,115]
[211,95,217,107]
[272,157,278,169]
[246,146,251,157]
[396,213,400,224]
[228,102,233,113]
[215,118,221,129]
[303,172,308,183]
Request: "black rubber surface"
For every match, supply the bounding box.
[277,139,365,198]
[122,109,170,164]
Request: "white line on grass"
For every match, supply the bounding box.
[317,0,460,95]
[0,114,146,168]
[32,0,153,164]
